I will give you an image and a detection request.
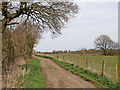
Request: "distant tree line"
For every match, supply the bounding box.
[38,48,118,56]
[38,35,118,56]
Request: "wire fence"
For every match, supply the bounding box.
[49,54,118,81]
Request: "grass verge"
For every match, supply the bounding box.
[35,54,119,88]
[17,58,46,88]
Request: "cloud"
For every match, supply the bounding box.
[34,2,118,52]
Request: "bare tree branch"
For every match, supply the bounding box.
[2,1,79,36]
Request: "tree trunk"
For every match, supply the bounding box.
[103,49,106,55]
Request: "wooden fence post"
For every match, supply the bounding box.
[71,57,72,64]
[70,58,71,63]
[79,59,81,67]
[74,58,76,65]
[62,56,64,61]
[57,55,58,60]
[86,60,88,68]
[75,59,76,65]
[115,64,118,81]
[69,59,71,64]
[84,59,87,68]
[86,59,88,68]
[102,60,105,76]
[85,59,86,68]
[73,58,75,65]
[92,60,94,71]
[63,56,64,60]
[76,59,77,65]
[72,57,74,64]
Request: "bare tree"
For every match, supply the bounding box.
[2,1,79,36]
[94,35,114,55]
[2,1,79,87]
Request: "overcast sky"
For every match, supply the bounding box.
[34,1,118,52]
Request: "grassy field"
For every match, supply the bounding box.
[17,58,46,88]
[48,53,118,81]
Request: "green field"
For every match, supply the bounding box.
[48,53,118,81]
